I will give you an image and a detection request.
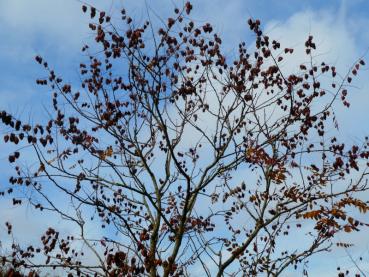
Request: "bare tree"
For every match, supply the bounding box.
[1,2,369,276]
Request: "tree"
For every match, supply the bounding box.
[1,2,369,276]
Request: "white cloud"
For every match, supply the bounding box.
[264,8,369,135]
[0,0,88,55]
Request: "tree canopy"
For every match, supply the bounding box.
[1,2,369,276]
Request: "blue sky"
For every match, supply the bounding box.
[1,0,369,276]
[1,0,369,132]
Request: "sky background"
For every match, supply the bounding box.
[1,0,369,276]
